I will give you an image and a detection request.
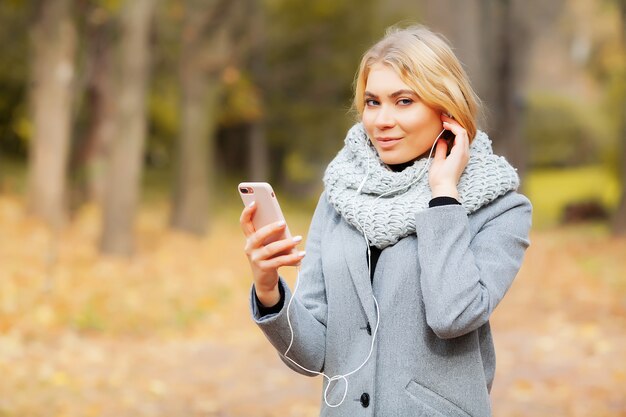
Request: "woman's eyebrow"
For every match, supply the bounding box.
[364,89,416,99]
[389,89,417,98]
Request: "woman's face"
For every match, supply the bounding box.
[361,62,443,165]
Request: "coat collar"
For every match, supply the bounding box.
[340,220,378,326]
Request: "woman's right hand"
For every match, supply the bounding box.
[429,115,470,200]
[240,201,305,307]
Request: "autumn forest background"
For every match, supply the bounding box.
[0,0,625,416]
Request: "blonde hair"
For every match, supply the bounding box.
[353,25,481,141]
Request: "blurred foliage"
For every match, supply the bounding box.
[219,68,262,126]
[587,0,626,177]
[526,165,620,228]
[0,0,622,175]
[0,0,624,225]
[146,0,181,168]
[524,93,614,168]
[0,1,29,157]
[147,81,179,166]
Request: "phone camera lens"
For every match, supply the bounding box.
[240,188,249,194]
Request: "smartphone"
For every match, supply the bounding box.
[238,182,293,248]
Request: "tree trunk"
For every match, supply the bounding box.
[170,0,233,235]
[421,0,483,94]
[100,0,155,256]
[169,40,216,234]
[248,121,269,180]
[421,0,529,179]
[0,152,2,193]
[491,0,528,180]
[27,0,76,230]
[613,0,626,235]
[170,2,211,235]
[479,0,497,130]
[247,0,269,181]
[72,12,115,207]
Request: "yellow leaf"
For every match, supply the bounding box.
[51,371,69,387]
[613,370,626,382]
[148,379,167,396]
[578,323,599,339]
[35,305,56,326]
[511,379,534,400]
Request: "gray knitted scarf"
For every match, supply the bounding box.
[323,122,520,249]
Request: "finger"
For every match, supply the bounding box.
[442,121,467,139]
[258,250,306,271]
[246,236,302,265]
[249,235,302,263]
[433,139,448,162]
[447,128,469,158]
[445,139,470,174]
[246,220,287,251]
[263,235,303,258]
[240,201,257,236]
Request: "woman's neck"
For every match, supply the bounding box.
[387,160,414,172]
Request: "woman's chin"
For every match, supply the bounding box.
[378,149,430,166]
[382,159,408,166]
[379,153,415,166]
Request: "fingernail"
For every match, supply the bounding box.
[298,251,306,257]
[248,201,255,207]
[293,235,303,243]
[277,220,286,227]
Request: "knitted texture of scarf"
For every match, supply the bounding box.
[323,123,520,249]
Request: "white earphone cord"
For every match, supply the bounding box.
[283,129,446,408]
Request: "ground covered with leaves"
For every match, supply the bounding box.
[0,195,625,416]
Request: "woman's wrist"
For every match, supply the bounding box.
[255,281,285,316]
[255,284,281,308]
[430,184,459,200]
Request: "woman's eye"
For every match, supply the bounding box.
[397,98,413,106]
[365,99,379,106]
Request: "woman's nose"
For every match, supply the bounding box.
[374,105,395,129]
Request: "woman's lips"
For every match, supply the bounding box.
[376,137,401,149]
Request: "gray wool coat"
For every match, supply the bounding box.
[250,190,532,417]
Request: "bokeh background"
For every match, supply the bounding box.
[0,0,625,416]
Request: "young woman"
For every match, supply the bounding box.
[240,25,531,417]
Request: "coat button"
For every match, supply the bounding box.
[360,392,370,408]
[366,323,372,335]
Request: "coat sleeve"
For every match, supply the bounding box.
[249,193,331,375]
[414,191,532,339]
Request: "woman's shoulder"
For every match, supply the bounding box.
[311,191,341,223]
[493,189,531,208]
[470,190,532,224]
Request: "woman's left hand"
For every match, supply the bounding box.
[428,114,470,200]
